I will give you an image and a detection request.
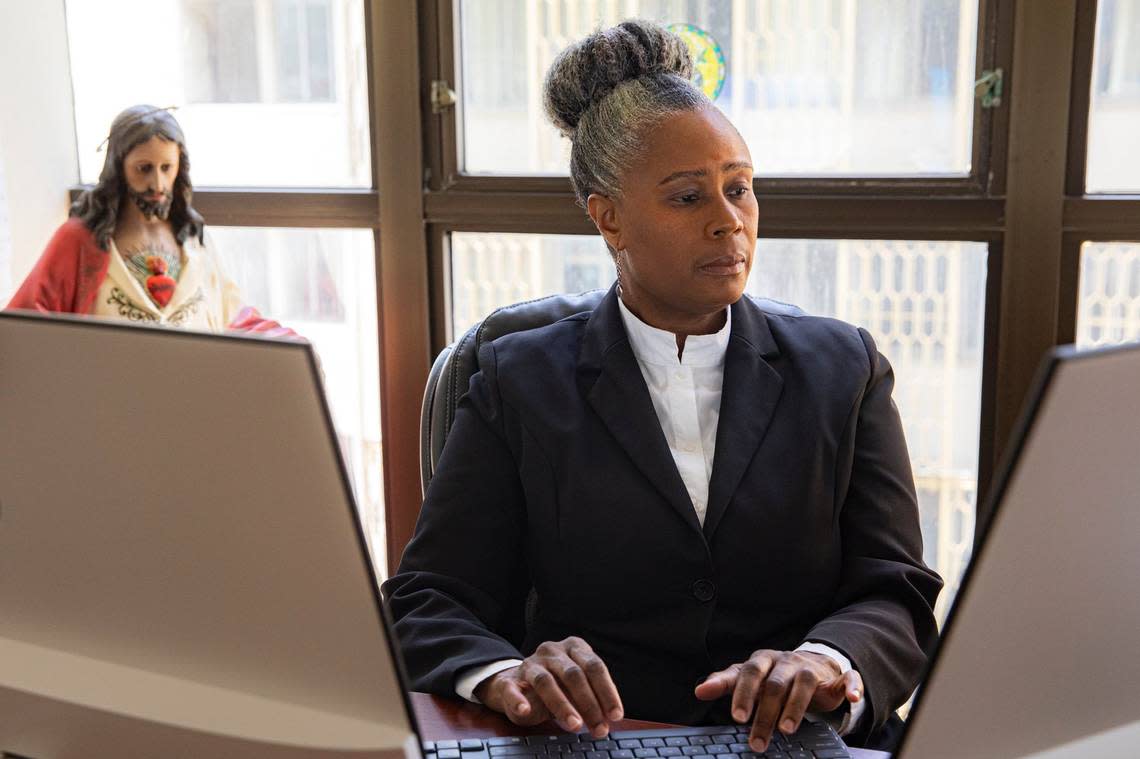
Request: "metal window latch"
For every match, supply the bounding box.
[974,68,1003,108]
[431,79,457,114]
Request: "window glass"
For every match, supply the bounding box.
[459,0,979,176]
[450,232,987,621]
[1076,241,1140,348]
[66,0,369,187]
[1087,0,1140,192]
[210,226,385,573]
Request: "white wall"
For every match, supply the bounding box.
[0,133,12,296]
[0,0,78,299]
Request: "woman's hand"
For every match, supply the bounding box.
[473,637,624,737]
[694,649,863,752]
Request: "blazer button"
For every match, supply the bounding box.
[691,579,716,602]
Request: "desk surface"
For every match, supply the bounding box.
[410,693,888,759]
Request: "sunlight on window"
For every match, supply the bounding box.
[459,0,979,176]
[65,0,370,187]
[1087,0,1140,192]
[1076,242,1140,347]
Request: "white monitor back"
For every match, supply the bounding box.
[897,343,1140,758]
[0,314,416,758]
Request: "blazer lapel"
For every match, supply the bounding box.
[703,298,784,541]
[578,288,704,535]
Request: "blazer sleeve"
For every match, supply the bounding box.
[381,341,533,695]
[802,327,943,744]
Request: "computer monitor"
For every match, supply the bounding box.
[0,312,418,757]
[897,341,1140,758]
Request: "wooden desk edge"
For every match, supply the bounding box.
[410,693,889,759]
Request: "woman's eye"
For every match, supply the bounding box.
[675,193,700,204]
[728,185,751,198]
[161,164,172,172]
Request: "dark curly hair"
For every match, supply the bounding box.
[71,105,205,249]
[542,20,706,208]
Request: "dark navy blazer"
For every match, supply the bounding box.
[383,287,942,745]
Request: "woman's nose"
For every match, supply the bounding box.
[707,201,743,239]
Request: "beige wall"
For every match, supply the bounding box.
[0,0,78,300]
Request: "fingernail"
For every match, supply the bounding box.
[592,724,608,738]
[516,702,529,714]
[733,709,748,723]
[567,715,582,730]
[851,689,862,701]
[609,708,623,721]
[781,719,795,733]
[750,739,766,752]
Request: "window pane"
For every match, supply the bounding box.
[66,0,369,187]
[459,0,978,176]
[210,226,385,574]
[449,232,987,621]
[1087,0,1140,192]
[1076,241,1140,347]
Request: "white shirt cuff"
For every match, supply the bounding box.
[795,642,866,735]
[455,659,525,703]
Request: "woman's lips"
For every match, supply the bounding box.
[698,255,746,276]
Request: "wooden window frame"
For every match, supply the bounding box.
[411,0,1016,559]
[65,0,1140,574]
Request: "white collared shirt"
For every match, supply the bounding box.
[457,296,865,734]
[616,297,729,525]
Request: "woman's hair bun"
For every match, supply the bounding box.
[543,19,693,138]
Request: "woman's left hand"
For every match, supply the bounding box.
[693,649,863,752]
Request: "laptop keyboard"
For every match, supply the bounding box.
[421,723,851,759]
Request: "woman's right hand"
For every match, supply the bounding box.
[473,637,624,737]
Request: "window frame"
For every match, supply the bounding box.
[61,0,1140,575]
[416,0,1016,558]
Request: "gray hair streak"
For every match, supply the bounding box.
[543,20,709,208]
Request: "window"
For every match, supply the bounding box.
[54,0,1122,585]
[66,0,369,186]
[458,0,979,175]
[184,0,261,103]
[1086,0,1140,192]
[275,0,336,102]
[1075,242,1140,348]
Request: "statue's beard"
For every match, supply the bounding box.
[127,188,173,221]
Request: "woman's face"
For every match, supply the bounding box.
[588,106,759,333]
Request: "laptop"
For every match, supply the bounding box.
[1,312,1137,758]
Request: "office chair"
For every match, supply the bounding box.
[419,289,804,496]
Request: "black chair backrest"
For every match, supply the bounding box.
[419,290,804,496]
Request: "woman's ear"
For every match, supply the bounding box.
[586,193,623,251]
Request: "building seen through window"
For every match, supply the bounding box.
[66,0,368,187]
[1077,242,1140,349]
[460,0,979,175]
[1088,0,1140,192]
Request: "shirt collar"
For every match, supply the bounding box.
[617,296,731,368]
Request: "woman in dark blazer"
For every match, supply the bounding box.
[382,20,942,753]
